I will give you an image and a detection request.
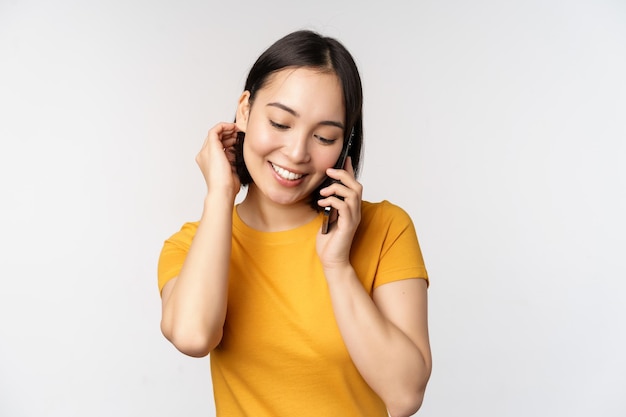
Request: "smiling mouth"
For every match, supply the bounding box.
[271,163,305,181]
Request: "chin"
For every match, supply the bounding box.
[267,193,308,207]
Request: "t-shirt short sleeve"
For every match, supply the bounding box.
[371,201,429,289]
[157,222,199,294]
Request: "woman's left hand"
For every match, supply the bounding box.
[316,156,362,270]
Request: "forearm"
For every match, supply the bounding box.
[161,193,233,357]
[325,265,430,416]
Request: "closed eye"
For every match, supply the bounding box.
[313,134,337,145]
[270,120,289,130]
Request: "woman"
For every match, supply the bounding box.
[158,30,431,417]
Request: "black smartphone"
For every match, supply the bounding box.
[321,128,354,234]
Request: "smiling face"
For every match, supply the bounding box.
[236,67,346,209]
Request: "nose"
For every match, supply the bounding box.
[284,131,311,163]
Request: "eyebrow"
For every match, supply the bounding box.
[266,102,345,130]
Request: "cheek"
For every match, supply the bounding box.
[317,148,343,170]
[243,125,277,163]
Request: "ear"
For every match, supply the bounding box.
[235,91,251,132]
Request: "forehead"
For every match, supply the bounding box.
[254,67,345,119]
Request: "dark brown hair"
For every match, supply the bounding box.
[234,30,364,211]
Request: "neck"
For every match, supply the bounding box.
[237,186,319,232]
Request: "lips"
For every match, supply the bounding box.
[271,162,305,181]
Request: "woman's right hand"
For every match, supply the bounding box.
[163,122,240,357]
[195,122,241,201]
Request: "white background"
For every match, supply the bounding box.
[1,0,625,416]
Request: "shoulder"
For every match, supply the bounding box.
[360,200,414,229]
[352,200,428,288]
[163,221,201,250]
[354,200,418,251]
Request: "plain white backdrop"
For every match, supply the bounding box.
[1,0,625,416]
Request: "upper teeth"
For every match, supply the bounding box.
[272,163,304,180]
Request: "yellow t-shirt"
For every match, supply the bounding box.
[158,200,428,416]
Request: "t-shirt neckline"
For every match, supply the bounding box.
[232,204,324,244]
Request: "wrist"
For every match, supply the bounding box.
[206,186,236,201]
[322,261,354,281]
[203,192,235,213]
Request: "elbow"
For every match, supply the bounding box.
[160,318,222,358]
[171,333,220,358]
[386,391,425,417]
[385,369,430,417]
[386,350,432,416]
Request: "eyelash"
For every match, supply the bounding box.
[270,120,289,130]
[270,120,336,145]
[314,134,336,145]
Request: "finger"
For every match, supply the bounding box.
[326,164,355,182]
[222,137,237,148]
[206,123,236,141]
[319,184,358,205]
[323,170,361,195]
[203,123,238,151]
[213,122,238,133]
[317,196,349,213]
[209,122,238,139]
[318,197,356,229]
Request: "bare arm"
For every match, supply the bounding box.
[160,123,240,357]
[324,272,431,417]
[317,160,431,416]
